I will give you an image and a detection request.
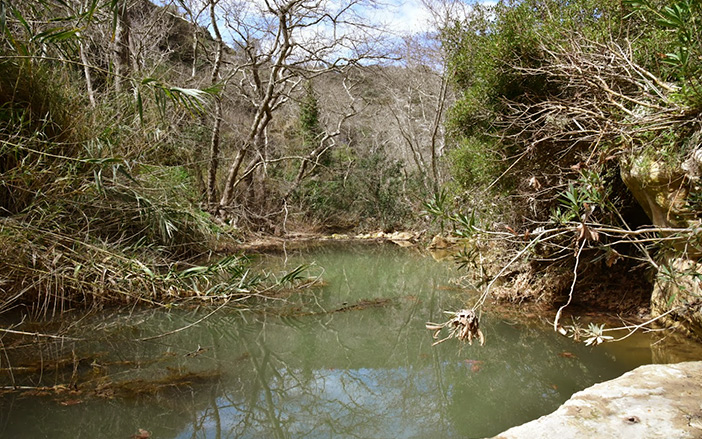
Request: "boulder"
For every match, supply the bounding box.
[491,361,702,439]
[428,234,457,249]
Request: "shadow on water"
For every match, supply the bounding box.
[2,242,702,438]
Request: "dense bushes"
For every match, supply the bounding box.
[436,0,702,314]
[442,0,700,226]
[293,149,415,232]
[0,34,246,313]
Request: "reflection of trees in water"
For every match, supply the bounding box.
[187,312,459,439]
[0,309,673,439]
[6,244,696,439]
[181,296,635,438]
[0,300,662,439]
[195,325,383,437]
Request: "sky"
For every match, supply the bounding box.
[158,0,498,62]
[380,0,497,36]
[163,0,498,39]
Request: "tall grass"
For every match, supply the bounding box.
[0,52,268,318]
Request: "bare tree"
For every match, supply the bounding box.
[112,0,132,93]
[206,0,225,206]
[366,0,466,195]
[190,0,392,214]
[284,75,363,199]
[383,38,451,194]
[174,0,209,78]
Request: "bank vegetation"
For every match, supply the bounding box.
[434,0,702,338]
[2,0,702,341]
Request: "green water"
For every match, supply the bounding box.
[2,242,702,438]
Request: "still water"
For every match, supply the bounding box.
[2,242,702,438]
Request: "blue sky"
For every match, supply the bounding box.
[158,0,497,64]
[379,0,497,36]
[162,0,496,39]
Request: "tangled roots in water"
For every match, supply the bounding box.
[426,308,485,346]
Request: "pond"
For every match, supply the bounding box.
[2,242,702,439]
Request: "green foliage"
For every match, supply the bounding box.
[440,0,626,239]
[553,170,611,223]
[625,0,702,108]
[441,0,700,229]
[278,264,311,286]
[423,190,450,224]
[0,59,85,214]
[565,321,614,346]
[444,0,618,140]
[446,135,501,190]
[299,81,322,147]
[0,0,260,312]
[294,148,415,231]
[423,189,479,237]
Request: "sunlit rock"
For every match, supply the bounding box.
[620,156,691,229]
[621,154,702,336]
[428,234,457,249]
[491,361,702,439]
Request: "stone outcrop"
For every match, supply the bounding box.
[620,157,691,229]
[491,361,702,439]
[651,257,702,338]
[621,154,702,337]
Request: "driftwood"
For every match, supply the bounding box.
[426,308,485,346]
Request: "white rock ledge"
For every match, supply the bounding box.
[491,361,702,439]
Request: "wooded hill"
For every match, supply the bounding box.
[0,0,450,313]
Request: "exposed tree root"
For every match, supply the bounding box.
[426,308,485,346]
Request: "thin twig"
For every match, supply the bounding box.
[606,306,684,342]
[553,239,586,332]
[474,230,548,310]
[0,328,83,341]
[133,298,231,342]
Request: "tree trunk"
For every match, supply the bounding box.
[112,0,131,93]
[219,108,272,208]
[207,97,222,206]
[219,147,248,208]
[191,28,199,78]
[208,0,223,84]
[79,40,96,107]
[429,75,449,194]
[206,0,224,209]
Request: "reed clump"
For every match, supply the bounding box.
[0,57,262,317]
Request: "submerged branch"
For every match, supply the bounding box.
[0,328,83,341]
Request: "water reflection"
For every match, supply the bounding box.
[2,242,702,439]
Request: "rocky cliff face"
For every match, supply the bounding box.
[621,153,702,338]
[491,361,702,439]
[620,157,691,229]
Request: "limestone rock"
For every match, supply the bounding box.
[620,157,691,229]
[428,234,455,249]
[652,257,702,339]
[491,361,702,439]
[621,155,702,335]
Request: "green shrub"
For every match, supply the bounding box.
[446,136,502,191]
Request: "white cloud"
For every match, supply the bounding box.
[385,0,435,35]
[375,0,498,37]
